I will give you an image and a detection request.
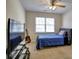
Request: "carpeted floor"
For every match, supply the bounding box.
[27,42,72,59]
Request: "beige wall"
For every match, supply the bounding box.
[62,10,72,28]
[6,0,25,23]
[26,11,62,42]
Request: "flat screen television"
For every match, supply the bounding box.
[7,18,25,55]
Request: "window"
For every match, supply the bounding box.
[36,17,55,32]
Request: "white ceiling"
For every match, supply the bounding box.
[20,0,72,14]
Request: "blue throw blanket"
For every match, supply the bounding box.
[36,34,64,49]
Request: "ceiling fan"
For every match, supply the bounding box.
[45,0,66,10]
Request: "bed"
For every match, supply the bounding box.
[36,28,72,49]
[36,34,65,49]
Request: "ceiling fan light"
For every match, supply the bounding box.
[52,6,56,10]
[49,6,53,9]
[48,6,56,10]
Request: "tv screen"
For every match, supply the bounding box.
[7,18,25,54]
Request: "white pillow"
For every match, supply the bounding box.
[59,30,65,35]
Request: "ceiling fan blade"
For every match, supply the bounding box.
[54,2,66,7]
[55,4,65,7]
[51,0,58,5]
[46,0,51,5]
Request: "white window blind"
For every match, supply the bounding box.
[36,17,45,32]
[36,17,55,32]
[46,18,55,32]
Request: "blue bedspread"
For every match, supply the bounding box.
[36,34,64,49]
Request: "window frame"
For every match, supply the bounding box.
[35,17,55,33]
